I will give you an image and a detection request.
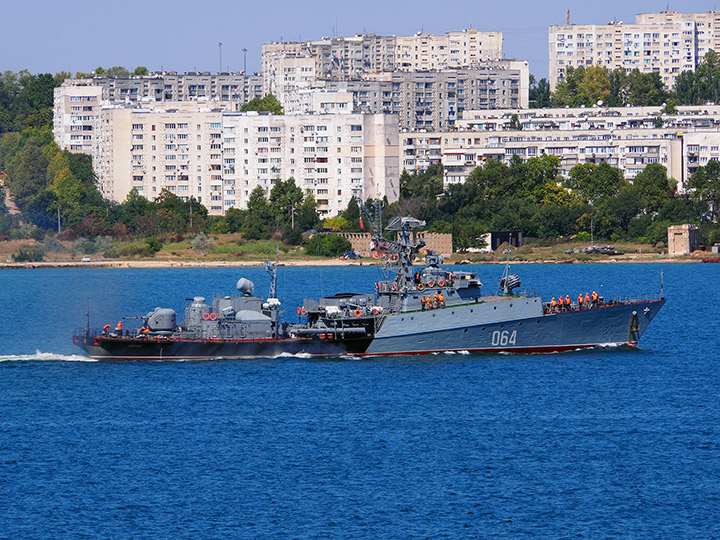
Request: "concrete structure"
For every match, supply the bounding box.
[262,55,317,110]
[92,103,226,209]
[53,81,104,153]
[321,62,529,130]
[668,224,701,255]
[54,74,264,154]
[338,232,372,254]
[262,29,503,80]
[415,232,453,256]
[90,104,399,217]
[549,10,720,90]
[401,105,720,190]
[74,72,264,103]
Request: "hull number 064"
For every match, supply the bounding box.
[491,330,517,346]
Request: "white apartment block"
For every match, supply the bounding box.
[92,104,226,208]
[288,90,355,115]
[402,105,720,191]
[262,55,317,110]
[315,63,529,130]
[53,81,103,153]
[262,29,503,80]
[549,10,720,90]
[76,72,264,103]
[54,74,263,155]
[90,104,399,217]
[221,112,398,216]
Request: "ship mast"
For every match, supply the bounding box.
[264,246,280,299]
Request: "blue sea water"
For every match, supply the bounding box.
[0,263,718,539]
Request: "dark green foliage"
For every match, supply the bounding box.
[12,244,44,262]
[673,50,720,105]
[144,237,163,252]
[239,94,284,115]
[529,76,551,108]
[304,233,352,257]
[552,66,668,108]
[400,162,444,200]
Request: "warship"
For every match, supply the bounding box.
[74,215,665,360]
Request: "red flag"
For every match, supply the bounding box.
[359,217,364,230]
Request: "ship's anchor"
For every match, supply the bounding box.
[629,311,640,343]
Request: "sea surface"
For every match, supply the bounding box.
[0,263,718,539]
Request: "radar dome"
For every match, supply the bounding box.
[236,278,255,295]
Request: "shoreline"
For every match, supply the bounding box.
[0,255,707,270]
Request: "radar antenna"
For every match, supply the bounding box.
[264,246,280,299]
[499,234,521,295]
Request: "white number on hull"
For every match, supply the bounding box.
[491,330,517,347]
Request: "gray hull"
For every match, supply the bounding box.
[364,297,665,355]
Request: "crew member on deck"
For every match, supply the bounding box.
[550,297,557,312]
[115,320,123,334]
[557,296,564,310]
[565,295,571,310]
[103,324,111,336]
[578,293,584,308]
[421,296,427,311]
[438,292,445,308]
[585,292,591,306]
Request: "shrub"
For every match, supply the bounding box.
[304,233,352,257]
[145,237,163,252]
[13,244,45,262]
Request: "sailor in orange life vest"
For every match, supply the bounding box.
[557,295,564,310]
[550,297,557,311]
[115,320,123,334]
[578,293,584,308]
[103,324,111,336]
[585,292,591,306]
[438,292,445,308]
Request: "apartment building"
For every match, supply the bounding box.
[89,72,264,103]
[54,74,264,154]
[262,54,317,109]
[90,104,399,217]
[222,112,398,217]
[402,105,720,190]
[319,62,528,130]
[92,104,227,208]
[52,81,104,153]
[262,29,503,80]
[549,10,720,90]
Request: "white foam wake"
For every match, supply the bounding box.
[274,352,313,359]
[0,350,96,363]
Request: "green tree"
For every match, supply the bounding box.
[105,66,131,78]
[269,177,303,229]
[303,233,352,257]
[578,65,610,105]
[529,75,551,108]
[688,159,720,221]
[133,66,149,76]
[240,94,284,114]
[632,163,675,213]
